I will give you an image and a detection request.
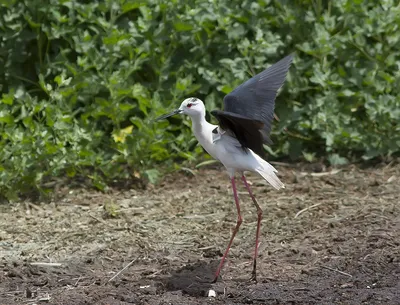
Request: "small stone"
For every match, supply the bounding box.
[208,289,216,297]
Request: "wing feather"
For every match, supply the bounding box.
[211,110,267,158]
[223,54,293,138]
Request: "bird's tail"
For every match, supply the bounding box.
[255,159,285,190]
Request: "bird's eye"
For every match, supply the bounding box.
[187,103,193,108]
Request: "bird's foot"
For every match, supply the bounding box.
[249,259,257,282]
[249,271,257,283]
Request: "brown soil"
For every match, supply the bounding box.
[1,163,399,305]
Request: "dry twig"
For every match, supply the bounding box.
[294,202,325,218]
[30,262,62,267]
[320,265,353,277]
[89,214,108,225]
[107,257,138,283]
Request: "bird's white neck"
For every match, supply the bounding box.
[190,112,213,142]
[189,113,218,160]
[190,113,207,131]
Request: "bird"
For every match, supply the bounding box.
[155,54,293,283]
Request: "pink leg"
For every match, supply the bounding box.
[241,174,263,281]
[213,176,242,283]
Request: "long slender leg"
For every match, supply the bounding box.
[213,176,243,283]
[241,174,263,281]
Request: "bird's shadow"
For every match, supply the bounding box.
[157,260,219,297]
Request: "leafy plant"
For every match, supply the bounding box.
[0,0,399,200]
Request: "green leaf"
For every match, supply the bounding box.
[328,154,349,166]
[0,112,13,124]
[2,91,14,105]
[173,22,193,32]
[144,169,160,184]
[302,152,316,163]
[195,160,218,168]
[122,2,144,13]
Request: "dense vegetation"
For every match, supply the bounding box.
[1,0,399,199]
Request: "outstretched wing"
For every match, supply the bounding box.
[224,54,293,139]
[211,54,293,157]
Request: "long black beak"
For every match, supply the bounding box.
[155,109,182,121]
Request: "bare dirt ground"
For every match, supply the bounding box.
[1,162,399,305]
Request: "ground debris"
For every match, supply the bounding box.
[1,163,399,305]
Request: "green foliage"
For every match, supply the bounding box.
[0,0,399,199]
[284,0,400,162]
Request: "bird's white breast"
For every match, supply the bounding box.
[190,117,260,173]
[191,121,221,161]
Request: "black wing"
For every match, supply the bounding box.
[211,54,293,156]
[210,110,266,157]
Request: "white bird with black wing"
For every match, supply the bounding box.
[156,54,293,282]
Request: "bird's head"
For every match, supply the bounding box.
[155,97,205,121]
[179,98,205,117]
